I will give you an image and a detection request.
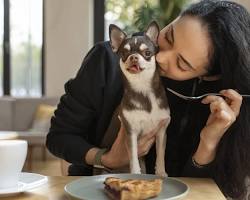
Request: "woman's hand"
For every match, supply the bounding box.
[193,89,242,165]
[201,89,242,147]
[102,119,167,169]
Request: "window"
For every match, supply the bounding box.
[0,0,3,95]
[10,0,43,96]
[1,0,43,97]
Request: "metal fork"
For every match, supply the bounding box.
[166,88,250,101]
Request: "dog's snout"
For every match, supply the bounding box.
[130,55,138,62]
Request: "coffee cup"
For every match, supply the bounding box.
[0,140,27,189]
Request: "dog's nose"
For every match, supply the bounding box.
[130,55,138,62]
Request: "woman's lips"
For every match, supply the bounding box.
[157,63,168,76]
[159,68,166,76]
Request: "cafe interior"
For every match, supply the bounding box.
[0,0,250,199]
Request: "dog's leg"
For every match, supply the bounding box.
[129,133,141,174]
[155,118,170,177]
[139,157,146,174]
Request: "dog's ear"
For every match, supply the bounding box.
[109,24,127,53]
[145,21,159,45]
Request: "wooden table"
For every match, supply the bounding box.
[1,176,226,200]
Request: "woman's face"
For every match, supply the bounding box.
[156,16,212,80]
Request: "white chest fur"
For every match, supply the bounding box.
[122,93,170,136]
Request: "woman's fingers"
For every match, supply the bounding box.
[139,119,167,142]
[202,90,242,116]
[201,95,224,105]
[203,96,234,116]
[117,120,128,141]
[201,90,241,129]
[137,118,168,156]
[202,89,242,118]
[209,99,234,117]
[220,89,242,116]
[199,89,243,150]
[138,137,155,157]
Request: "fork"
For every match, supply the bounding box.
[166,88,250,101]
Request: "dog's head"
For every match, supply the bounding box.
[109,22,159,78]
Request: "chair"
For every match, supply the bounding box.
[0,96,59,170]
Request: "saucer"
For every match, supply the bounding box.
[0,132,18,140]
[0,172,48,197]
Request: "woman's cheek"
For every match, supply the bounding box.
[156,52,165,64]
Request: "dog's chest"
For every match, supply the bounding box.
[122,93,170,135]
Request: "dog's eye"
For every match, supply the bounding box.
[145,50,151,57]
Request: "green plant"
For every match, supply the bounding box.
[105,0,188,35]
[134,0,188,31]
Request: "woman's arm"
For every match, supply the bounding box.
[193,89,242,165]
[46,42,114,167]
[182,89,242,176]
[100,119,168,169]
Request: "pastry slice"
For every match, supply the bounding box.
[103,177,163,200]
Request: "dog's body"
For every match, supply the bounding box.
[109,22,171,177]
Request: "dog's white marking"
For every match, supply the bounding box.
[139,43,148,51]
[134,38,137,45]
[123,94,170,176]
[123,94,170,135]
[120,54,155,94]
[131,99,143,109]
[124,43,131,51]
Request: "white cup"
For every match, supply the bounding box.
[0,140,27,189]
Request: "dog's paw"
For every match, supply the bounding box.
[155,170,168,178]
[131,168,141,174]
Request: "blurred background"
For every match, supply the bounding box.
[0,0,249,97]
[0,0,249,176]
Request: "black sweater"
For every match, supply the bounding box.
[46,41,222,177]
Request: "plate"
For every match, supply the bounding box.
[65,174,189,200]
[0,172,48,197]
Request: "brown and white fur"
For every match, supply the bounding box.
[109,22,171,177]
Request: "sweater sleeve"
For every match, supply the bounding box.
[181,154,214,177]
[46,42,110,166]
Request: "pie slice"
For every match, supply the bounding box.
[103,177,163,200]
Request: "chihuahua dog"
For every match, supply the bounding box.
[109,22,170,177]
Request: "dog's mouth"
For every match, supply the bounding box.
[127,64,144,74]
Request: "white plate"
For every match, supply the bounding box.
[0,172,48,197]
[65,173,189,200]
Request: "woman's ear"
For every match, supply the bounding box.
[109,24,127,53]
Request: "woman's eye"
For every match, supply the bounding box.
[177,64,189,72]
[177,61,190,72]
[164,29,173,45]
[145,51,151,57]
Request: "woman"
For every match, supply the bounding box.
[46,0,250,199]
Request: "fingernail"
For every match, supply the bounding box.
[201,99,206,104]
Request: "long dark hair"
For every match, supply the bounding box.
[181,0,250,198]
